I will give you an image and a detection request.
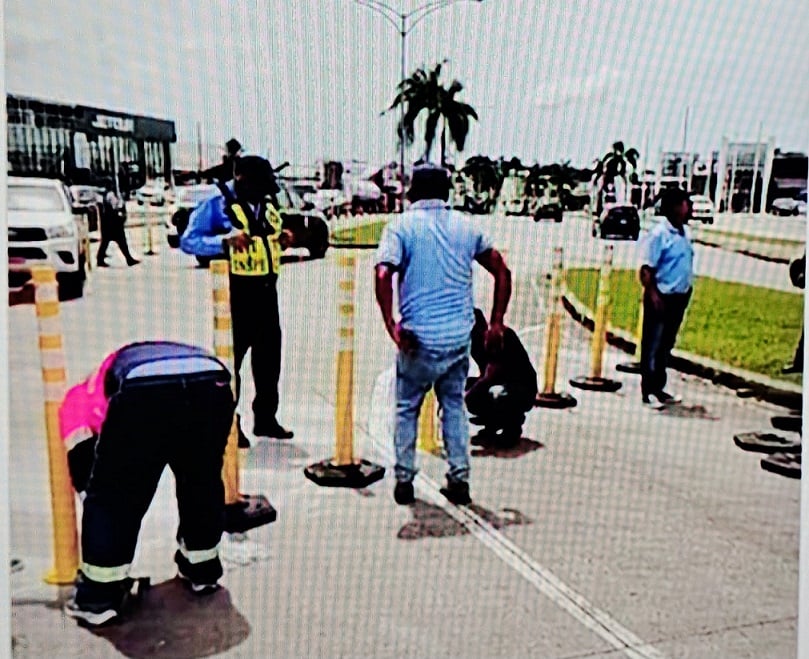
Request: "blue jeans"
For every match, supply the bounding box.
[394,343,470,484]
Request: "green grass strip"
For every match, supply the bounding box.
[566,268,804,380]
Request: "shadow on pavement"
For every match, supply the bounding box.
[659,404,720,420]
[471,436,544,459]
[244,440,310,470]
[9,285,35,306]
[397,500,531,541]
[88,579,250,659]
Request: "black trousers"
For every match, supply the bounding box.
[97,212,136,263]
[78,376,233,600]
[230,274,282,425]
[640,290,691,398]
[465,378,536,432]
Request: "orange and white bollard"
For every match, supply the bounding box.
[210,259,276,533]
[32,266,79,585]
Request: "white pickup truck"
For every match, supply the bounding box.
[8,176,90,299]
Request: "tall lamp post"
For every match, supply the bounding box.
[354,0,484,211]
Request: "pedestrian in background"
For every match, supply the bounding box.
[374,164,512,506]
[96,178,139,267]
[639,188,694,409]
[181,155,293,446]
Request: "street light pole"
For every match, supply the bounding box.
[354,0,483,211]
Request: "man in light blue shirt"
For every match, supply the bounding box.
[639,188,695,409]
[374,164,512,506]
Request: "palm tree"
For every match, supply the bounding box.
[384,60,478,166]
[591,141,640,213]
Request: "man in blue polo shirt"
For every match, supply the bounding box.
[639,188,695,409]
[374,164,512,506]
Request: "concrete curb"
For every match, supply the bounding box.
[560,289,803,411]
[692,238,791,265]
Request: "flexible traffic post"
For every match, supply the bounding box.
[210,260,240,505]
[304,254,385,488]
[210,260,277,532]
[32,266,79,585]
[536,247,577,408]
[570,244,623,392]
[616,291,644,374]
[417,390,442,455]
[142,205,156,256]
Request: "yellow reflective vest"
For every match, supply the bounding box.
[222,192,283,277]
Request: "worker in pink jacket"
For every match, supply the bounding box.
[60,341,234,627]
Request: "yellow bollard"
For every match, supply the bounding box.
[142,205,156,256]
[569,245,623,392]
[32,266,79,585]
[304,253,385,488]
[535,247,577,408]
[210,260,240,506]
[333,254,356,466]
[616,291,644,374]
[417,389,442,455]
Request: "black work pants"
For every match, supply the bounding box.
[97,213,135,263]
[640,290,691,398]
[465,378,537,432]
[77,376,233,601]
[230,273,282,425]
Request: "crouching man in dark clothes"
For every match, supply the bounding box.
[465,308,538,447]
[60,341,235,627]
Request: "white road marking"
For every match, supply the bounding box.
[366,369,666,659]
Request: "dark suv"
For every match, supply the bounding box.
[592,204,640,240]
[167,181,330,265]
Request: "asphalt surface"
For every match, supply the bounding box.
[9,213,803,658]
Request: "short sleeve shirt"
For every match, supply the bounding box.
[376,199,494,349]
[641,218,694,294]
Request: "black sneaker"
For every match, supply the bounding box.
[64,573,131,627]
[253,421,294,440]
[64,597,121,626]
[440,479,471,505]
[393,481,415,505]
[174,551,221,596]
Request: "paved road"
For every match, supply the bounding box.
[9,220,801,658]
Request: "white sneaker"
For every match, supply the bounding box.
[643,394,665,410]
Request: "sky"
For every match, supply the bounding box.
[5,0,809,170]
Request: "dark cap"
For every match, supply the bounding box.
[408,163,451,202]
[234,155,279,195]
[225,138,243,157]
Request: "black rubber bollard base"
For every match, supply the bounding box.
[535,392,578,409]
[615,361,641,374]
[734,432,802,454]
[304,459,386,488]
[771,415,803,434]
[224,494,277,534]
[569,376,623,392]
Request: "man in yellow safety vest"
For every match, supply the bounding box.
[181,155,293,446]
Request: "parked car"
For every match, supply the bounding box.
[592,204,640,240]
[168,181,330,265]
[166,184,219,248]
[8,176,90,299]
[69,184,104,232]
[135,177,171,206]
[689,194,715,224]
[772,190,807,216]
